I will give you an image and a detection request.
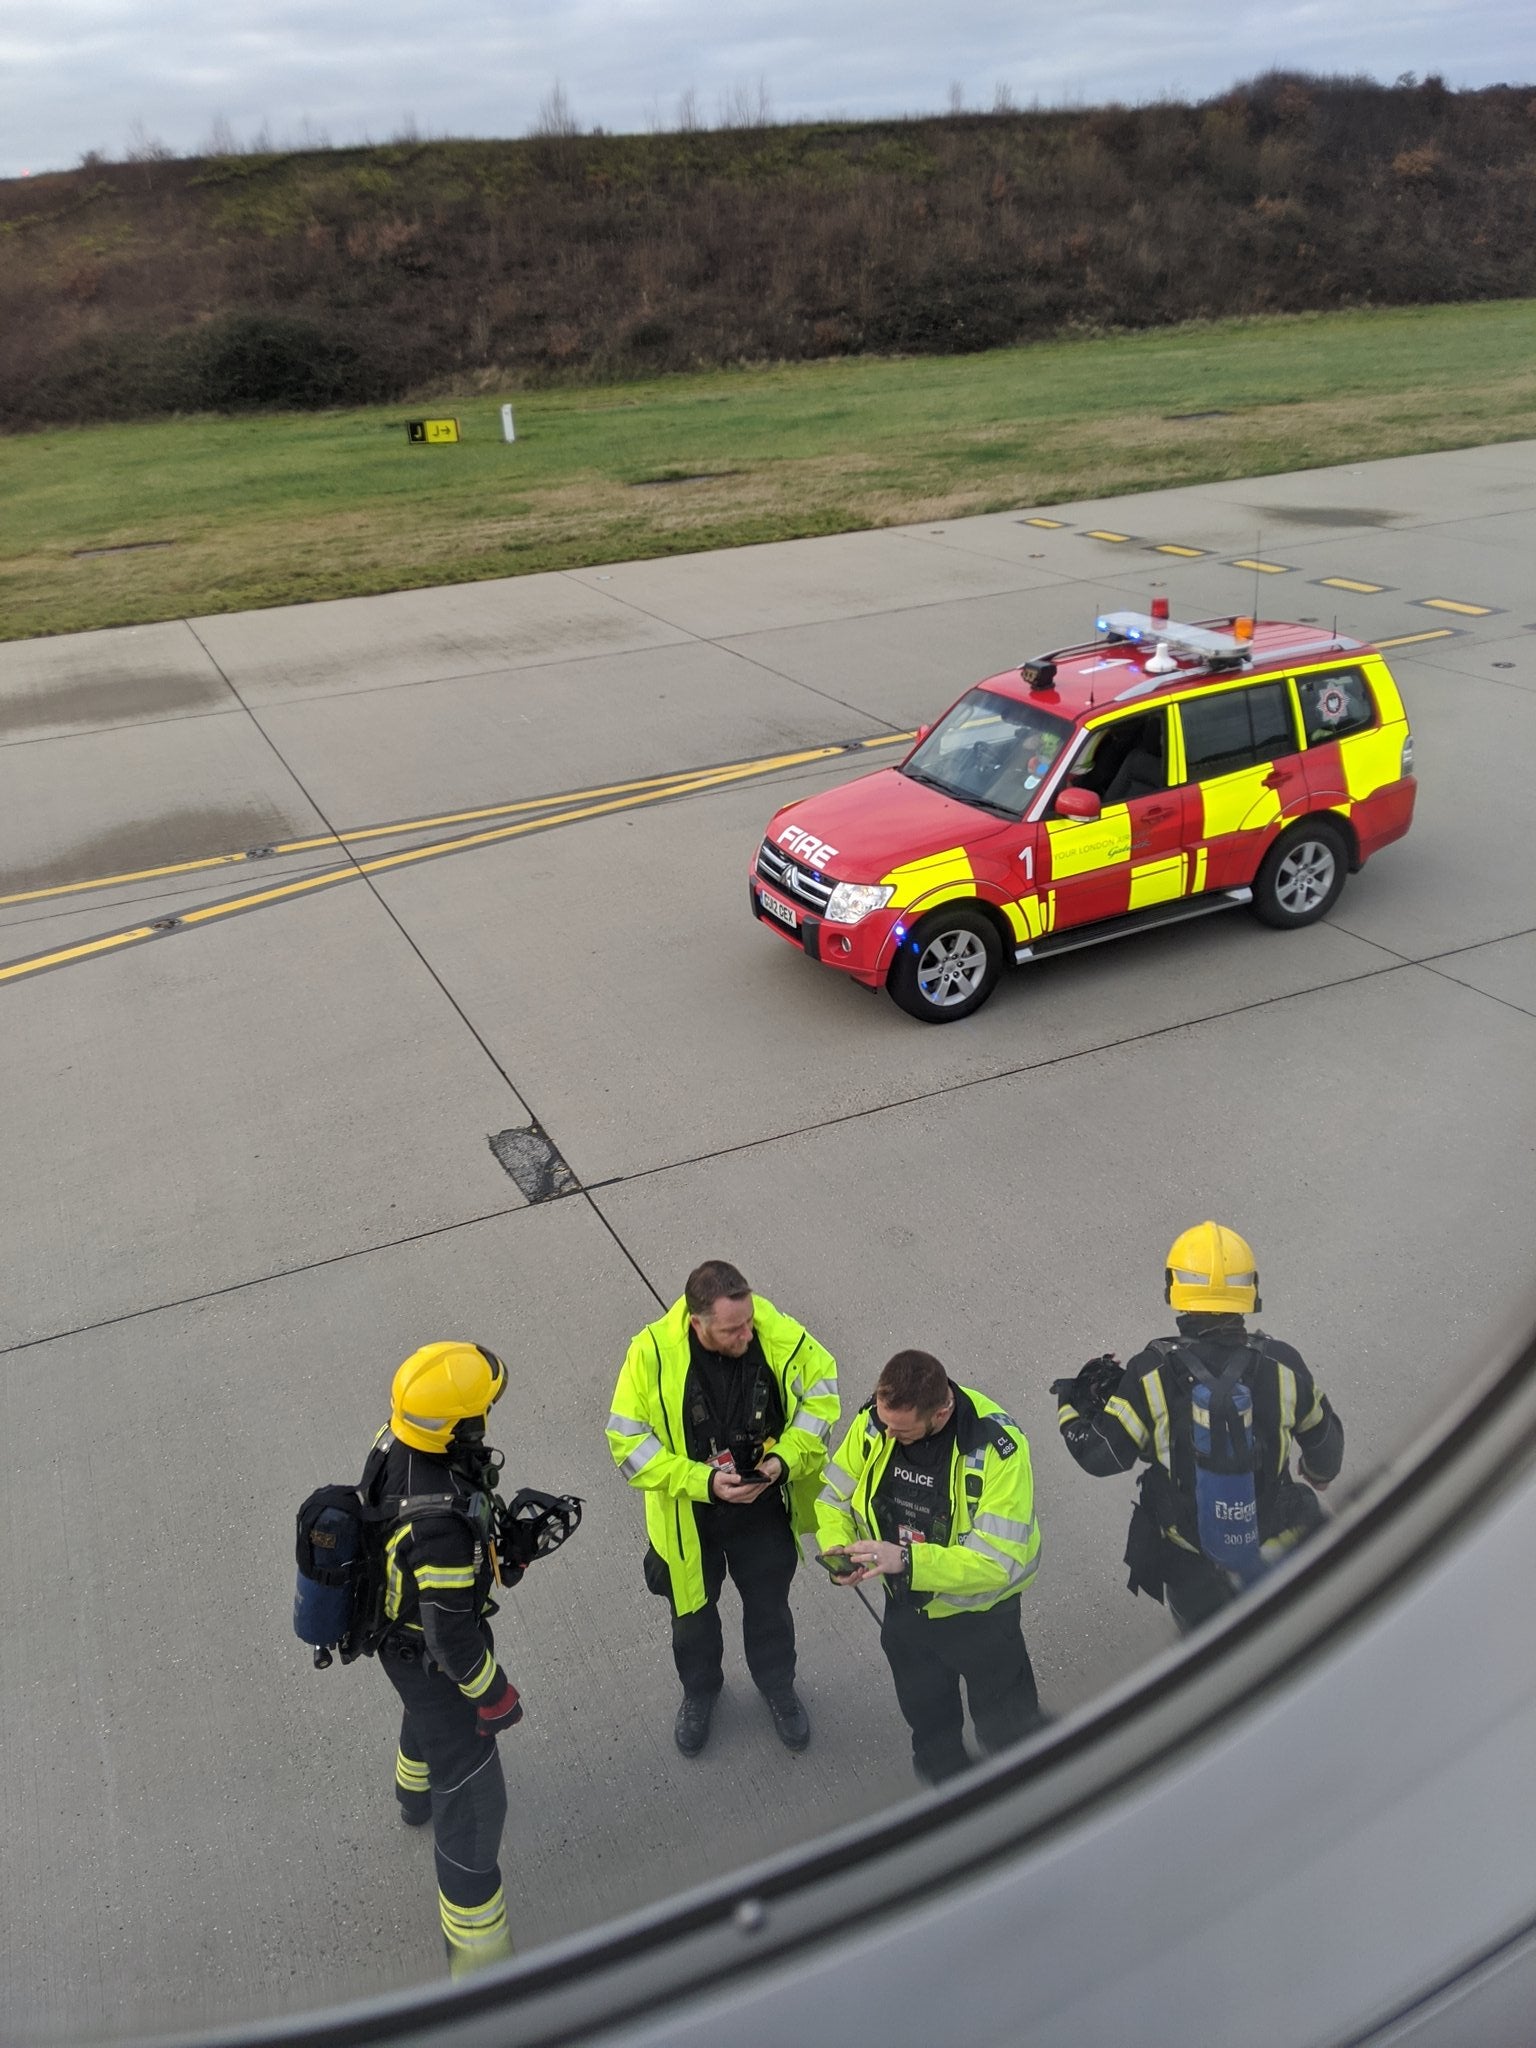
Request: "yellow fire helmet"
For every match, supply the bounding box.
[390,1342,508,1453]
[1165,1222,1261,1315]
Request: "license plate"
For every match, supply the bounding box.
[759,889,798,930]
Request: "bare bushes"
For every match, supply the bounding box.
[4,79,1536,426]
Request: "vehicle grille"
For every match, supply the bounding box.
[755,839,834,913]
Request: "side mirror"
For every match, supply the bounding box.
[913,725,932,745]
[1054,787,1102,821]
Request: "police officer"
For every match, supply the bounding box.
[607,1259,839,1758]
[370,1343,524,1974]
[1054,1221,1345,1632]
[817,1349,1043,1785]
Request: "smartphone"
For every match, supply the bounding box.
[816,1550,861,1580]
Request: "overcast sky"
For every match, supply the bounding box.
[4,0,1532,179]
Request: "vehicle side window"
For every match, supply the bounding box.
[1067,709,1167,803]
[1180,682,1295,781]
[1295,668,1377,747]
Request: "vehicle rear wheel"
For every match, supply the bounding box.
[886,906,1003,1023]
[1252,819,1348,929]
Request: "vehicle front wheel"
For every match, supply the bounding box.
[886,906,1003,1023]
[1252,819,1348,929]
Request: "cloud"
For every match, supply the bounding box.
[3,0,1531,175]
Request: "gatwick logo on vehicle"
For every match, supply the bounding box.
[777,825,838,866]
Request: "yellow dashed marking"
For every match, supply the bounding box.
[1419,598,1494,617]
[1153,544,1207,558]
[1319,577,1386,594]
[1020,517,1068,529]
[1375,629,1458,648]
[1085,529,1133,543]
[1231,558,1290,575]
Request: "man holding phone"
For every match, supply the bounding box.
[607,1259,839,1758]
[817,1350,1043,1784]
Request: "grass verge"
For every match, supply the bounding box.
[4,300,1535,642]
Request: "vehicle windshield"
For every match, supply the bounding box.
[902,687,1074,816]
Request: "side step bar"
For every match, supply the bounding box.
[1015,888,1252,965]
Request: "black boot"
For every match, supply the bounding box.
[765,1686,810,1752]
[674,1692,716,1758]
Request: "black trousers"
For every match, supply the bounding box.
[671,1496,798,1697]
[880,1595,1040,1784]
[381,1635,507,1912]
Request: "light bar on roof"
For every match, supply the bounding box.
[1095,611,1251,666]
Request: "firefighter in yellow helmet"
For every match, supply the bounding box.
[367,1342,522,1974]
[1052,1224,1344,1632]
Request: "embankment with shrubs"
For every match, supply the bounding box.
[3,73,1535,429]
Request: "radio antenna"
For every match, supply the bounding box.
[1253,533,1261,627]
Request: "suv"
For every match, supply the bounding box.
[749,610,1415,1022]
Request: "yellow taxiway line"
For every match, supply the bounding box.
[0,747,902,912]
[1,736,913,988]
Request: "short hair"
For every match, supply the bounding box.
[876,1349,950,1415]
[685,1259,752,1318]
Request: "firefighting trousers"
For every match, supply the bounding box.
[381,1635,512,1972]
[671,1496,798,1697]
[880,1594,1041,1784]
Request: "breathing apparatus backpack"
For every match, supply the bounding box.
[1180,1347,1265,1587]
[293,1435,584,1670]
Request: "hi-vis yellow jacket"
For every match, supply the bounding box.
[606,1296,839,1617]
[816,1385,1041,1618]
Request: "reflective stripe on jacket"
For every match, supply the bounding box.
[815,1384,1040,1618]
[605,1296,840,1618]
[1058,1320,1343,1558]
[373,1429,503,1699]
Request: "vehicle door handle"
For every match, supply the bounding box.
[1141,805,1176,822]
[1263,768,1296,789]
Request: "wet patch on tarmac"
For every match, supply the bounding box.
[1244,504,1404,527]
[2,802,312,891]
[0,668,235,736]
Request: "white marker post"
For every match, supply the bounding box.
[500,403,516,444]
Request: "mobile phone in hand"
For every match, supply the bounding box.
[816,1550,860,1580]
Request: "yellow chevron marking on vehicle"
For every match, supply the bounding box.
[1085,529,1132,543]
[879,846,975,910]
[0,754,833,989]
[1198,766,1280,839]
[1127,855,1186,909]
[1153,544,1206,558]
[1375,629,1457,648]
[1230,558,1290,574]
[1046,806,1131,875]
[1021,517,1068,528]
[0,744,879,912]
[1319,577,1385,594]
[1419,598,1494,616]
[1338,723,1409,803]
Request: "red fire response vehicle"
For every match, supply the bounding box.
[749,609,1415,1022]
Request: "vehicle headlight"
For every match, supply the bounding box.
[824,882,895,925]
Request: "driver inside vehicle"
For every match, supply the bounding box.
[1066,711,1166,806]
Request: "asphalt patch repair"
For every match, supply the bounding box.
[488,1124,580,1202]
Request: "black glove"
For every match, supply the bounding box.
[1051,1354,1122,1414]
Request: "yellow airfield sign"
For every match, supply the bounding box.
[406,418,460,444]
